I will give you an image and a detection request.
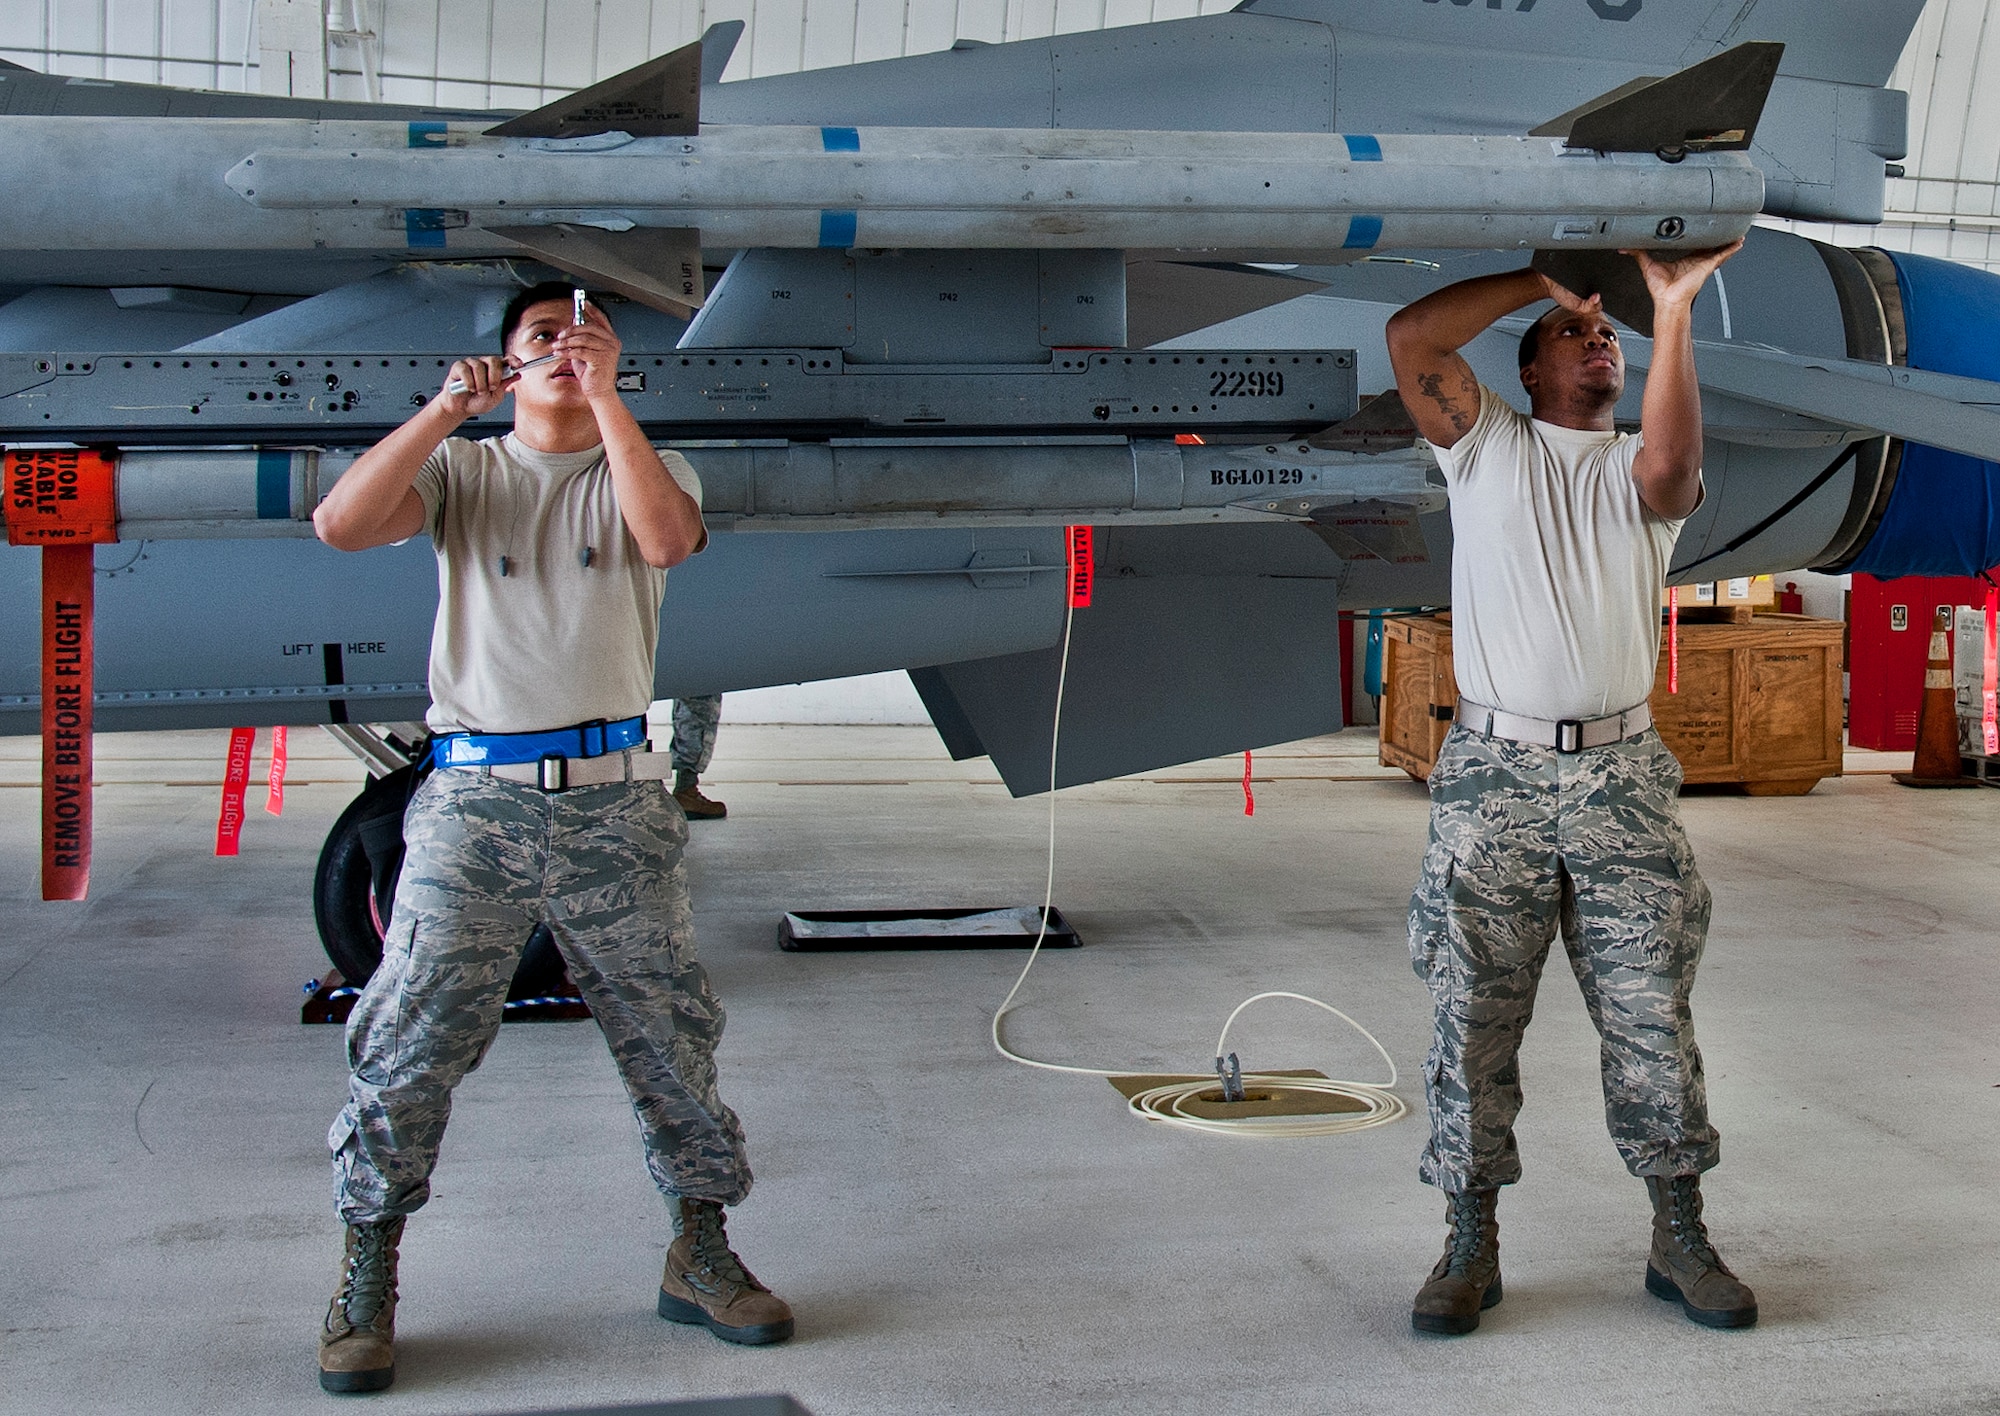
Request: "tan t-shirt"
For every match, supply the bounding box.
[1430,384,1690,723]
[412,433,703,735]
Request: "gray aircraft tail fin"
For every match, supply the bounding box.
[1531,40,1784,156]
[485,36,702,139]
[487,224,706,317]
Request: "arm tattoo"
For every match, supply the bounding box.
[1416,371,1476,434]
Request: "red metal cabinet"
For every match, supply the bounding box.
[1848,571,1996,749]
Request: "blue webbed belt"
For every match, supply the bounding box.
[432,715,648,769]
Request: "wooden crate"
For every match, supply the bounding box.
[1379,613,1458,780]
[1654,613,1845,794]
[1378,612,1845,794]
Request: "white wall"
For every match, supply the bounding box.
[0,0,1237,104]
[1781,570,1851,625]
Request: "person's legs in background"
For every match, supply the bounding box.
[670,694,727,820]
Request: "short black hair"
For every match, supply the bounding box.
[1518,307,1553,369]
[500,281,592,353]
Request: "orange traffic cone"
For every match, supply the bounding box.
[1893,605,1977,788]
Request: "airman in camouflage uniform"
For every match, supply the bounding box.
[1388,244,1757,1335]
[310,283,792,1395]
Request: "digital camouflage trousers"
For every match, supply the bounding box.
[670,695,722,776]
[1407,724,1720,1193]
[330,768,751,1223]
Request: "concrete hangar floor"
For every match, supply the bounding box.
[1,720,1996,1416]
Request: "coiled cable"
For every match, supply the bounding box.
[989,555,1409,1138]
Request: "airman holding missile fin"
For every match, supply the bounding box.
[1387,241,1756,1336]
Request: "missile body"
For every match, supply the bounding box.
[0,115,1760,261]
[18,438,1442,542]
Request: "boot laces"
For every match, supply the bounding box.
[684,1203,754,1290]
[1445,1193,1491,1274]
[337,1223,398,1327]
[1664,1176,1722,1268]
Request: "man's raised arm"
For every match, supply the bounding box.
[1386,268,1593,449]
[1628,240,1742,521]
[312,357,513,552]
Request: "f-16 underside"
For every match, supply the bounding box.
[5,0,2000,811]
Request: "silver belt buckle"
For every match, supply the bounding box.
[1555,719,1583,753]
[538,753,570,791]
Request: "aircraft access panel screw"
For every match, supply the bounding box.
[1656,216,1686,240]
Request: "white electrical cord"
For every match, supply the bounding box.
[989,571,1410,1138]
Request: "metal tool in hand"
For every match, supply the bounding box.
[442,291,585,395]
[443,353,557,395]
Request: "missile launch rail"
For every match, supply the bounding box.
[0,347,1354,446]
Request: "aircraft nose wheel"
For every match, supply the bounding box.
[311,765,573,1000]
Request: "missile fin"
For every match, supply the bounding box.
[1125,261,1326,349]
[1305,502,1431,564]
[1528,77,1660,141]
[1530,249,1657,338]
[487,224,706,318]
[1305,390,1419,453]
[485,39,701,139]
[699,21,744,86]
[1535,41,1785,156]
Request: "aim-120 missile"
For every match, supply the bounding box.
[0,39,1783,317]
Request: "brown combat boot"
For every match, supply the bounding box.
[1645,1174,1758,1328]
[656,1198,793,1345]
[318,1217,404,1393]
[673,772,727,820]
[1411,1187,1502,1335]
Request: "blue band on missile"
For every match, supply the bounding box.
[256,451,290,519]
[819,131,860,244]
[404,209,450,249]
[1343,216,1383,250]
[1343,134,1383,162]
[819,211,858,248]
[407,121,448,148]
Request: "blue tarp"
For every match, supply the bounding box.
[1848,250,2000,578]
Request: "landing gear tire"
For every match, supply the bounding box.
[312,766,572,1001]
